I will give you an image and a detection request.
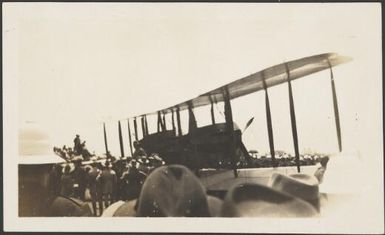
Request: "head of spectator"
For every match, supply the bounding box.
[269,173,320,212]
[52,164,62,174]
[136,165,221,217]
[220,182,318,217]
[64,164,71,174]
[133,141,141,150]
[73,159,82,169]
[103,160,110,169]
[84,165,92,173]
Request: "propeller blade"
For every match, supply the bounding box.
[243,117,254,133]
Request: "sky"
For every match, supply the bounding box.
[4,3,382,158]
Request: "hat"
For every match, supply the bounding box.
[18,126,66,165]
[220,183,318,217]
[105,165,222,217]
[72,156,83,162]
[136,165,216,217]
[269,173,320,211]
[62,163,75,173]
[106,200,137,217]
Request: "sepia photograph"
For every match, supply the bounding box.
[3,2,384,233]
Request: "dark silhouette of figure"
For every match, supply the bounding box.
[87,162,101,216]
[60,165,74,197]
[48,164,62,196]
[71,160,87,200]
[97,161,117,208]
[73,134,82,155]
[133,141,147,160]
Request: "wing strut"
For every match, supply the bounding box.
[144,115,149,136]
[176,106,182,136]
[328,60,342,152]
[262,71,277,168]
[162,112,167,131]
[118,121,125,158]
[209,96,216,124]
[127,119,133,156]
[285,63,301,173]
[157,111,162,133]
[223,86,238,178]
[103,122,109,155]
[188,101,197,133]
[133,117,138,141]
[140,116,146,138]
[171,109,176,134]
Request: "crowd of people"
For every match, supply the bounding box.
[237,152,326,168]
[49,135,165,216]
[53,135,94,161]
[42,134,333,217]
[101,158,330,217]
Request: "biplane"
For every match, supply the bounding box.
[104,53,352,178]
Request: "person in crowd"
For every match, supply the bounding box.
[106,151,113,160]
[119,162,130,201]
[124,159,147,200]
[97,161,117,208]
[132,141,147,160]
[101,164,223,217]
[48,164,62,196]
[80,141,93,161]
[112,159,126,201]
[19,126,93,217]
[20,162,92,217]
[314,156,330,183]
[73,134,82,155]
[71,158,87,200]
[60,165,74,197]
[87,161,101,216]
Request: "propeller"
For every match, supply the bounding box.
[242,117,254,134]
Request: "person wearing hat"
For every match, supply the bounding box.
[220,182,318,217]
[19,126,91,217]
[48,164,63,197]
[60,165,74,197]
[132,141,147,160]
[124,159,147,201]
[97,161,117,208]
[73,134,82,155]
[269,173,321,212]
[102,164,223,217]
[71,158,87,200]
[87,161,102,216]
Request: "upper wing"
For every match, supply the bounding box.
[134,52,351,117]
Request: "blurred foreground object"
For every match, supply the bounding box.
[18,124,91,217]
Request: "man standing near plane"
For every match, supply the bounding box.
[73,134,82,155]
[132,141,147,160]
